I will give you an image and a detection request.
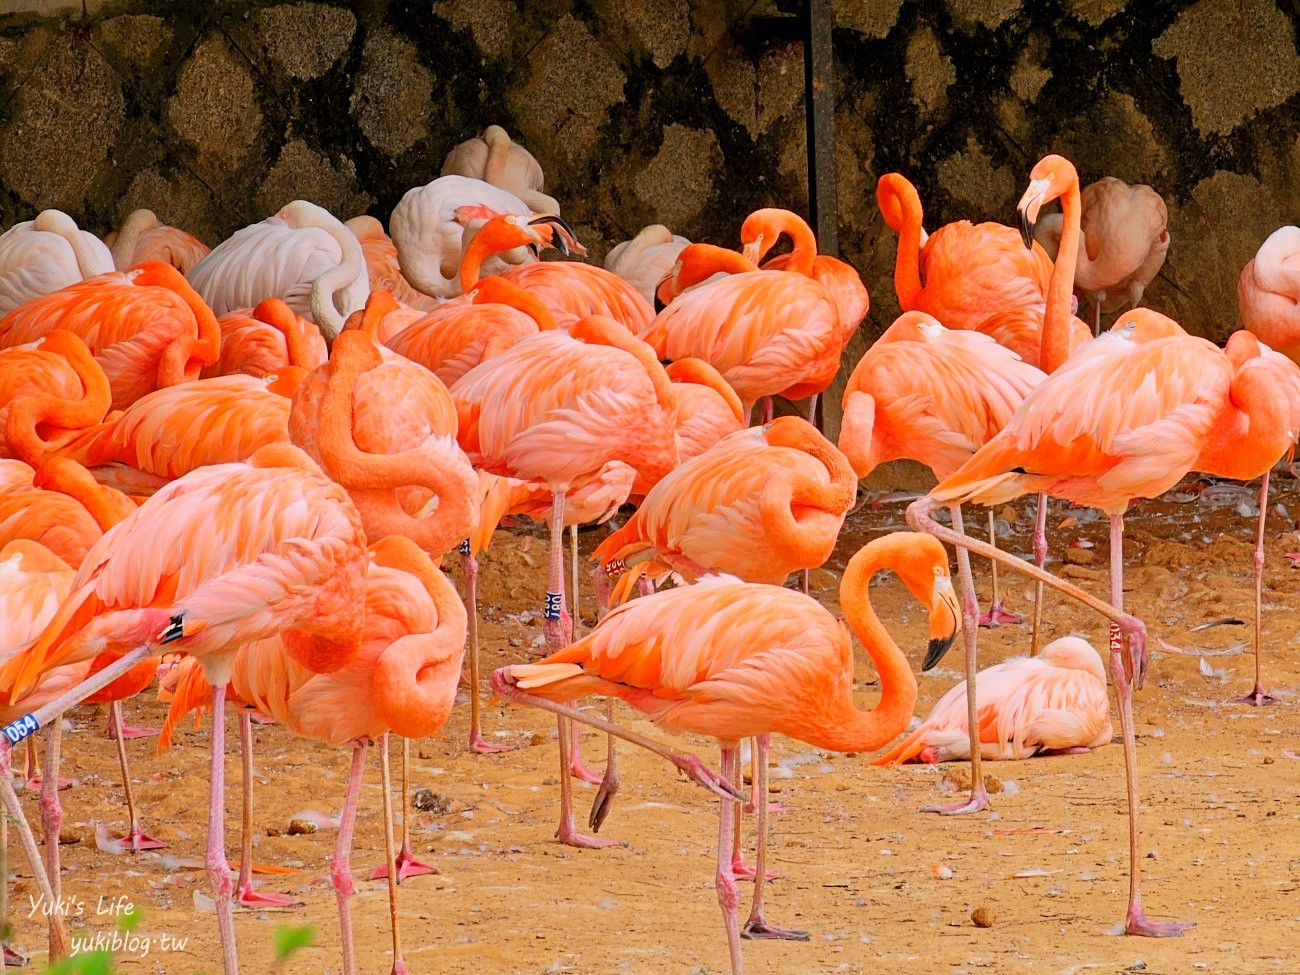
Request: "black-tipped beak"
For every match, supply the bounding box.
[528,243,541,259]
[1017,205,1035,250]
[922,631,957,672]
[654,291,666,313]
[528,214,575,256]
[159,614,187,644]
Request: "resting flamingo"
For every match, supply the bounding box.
[1240,226,1300,364]
[494,533,960,974]
[1032,176,1169,333]
[874,636,1111,765]
[663,358,745,464]
[105,209,210,274]
[452,317,678,842]
[441,125,559,214]
[0,261,221,410]
[0,445,370,974]
[161,534,465,975]
[188,201,368,341]
[0,210,114,316]
[0,329,111,464]
[203,298,328,379]
[346,215,441,312]
[605,225,691,304]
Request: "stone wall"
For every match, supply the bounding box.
[1,0,1296,354]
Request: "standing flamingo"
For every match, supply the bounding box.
[494,533,960,973]
[874,636,1112,765]
[188,201,368,341]
[453,317,677,842]
[161,534,465,975]
[605,225,691,305]
[838,309,1049,812]
[1032,177,1169,333]
[203,298,328,379]
[0,445,370,975]
[1240,226,1300,364]
[105,209,210,274]
[663,358,745,464]
[0,210,114,315]
[0,261,221,410]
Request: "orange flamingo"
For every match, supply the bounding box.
[739,207,869,347]
[663,358,745,464]
[460,215,654,332]
[1032,177,1169,333]
[189,201,368,341]
[203,298,328,379]
[346,214,442,311]
[0,458,134,570]
[161,534,465,975]
[593,416,856,603]
[0,329,111,465]
[1240,226,1300,364]
[493,533,961,973]
[52,372,302,497]
[105,209,210,274]
[0,210,114,315]
[452,317,678,838]
[0,445,370,974]
[838,310,1048,811]
[0,261,221,410]
[878,168,1089,370]
[874,636,1112,765]
[638,252,840,422]
[913,306,1285,937]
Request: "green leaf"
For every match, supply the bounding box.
[272,923,315,962]
[117,904,142,932]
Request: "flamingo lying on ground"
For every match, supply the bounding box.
[494,533,960,974]
[0,210,114,316]
[0,330,111,464]
[204,299,328,380]
[105,209,210,274]
[1240,226,1300,365]
[875,637,1111,765]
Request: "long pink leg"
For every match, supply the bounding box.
[462,548,514,753]
[716,744,745,975]
[377,735,411,975]
[40,721,63,958]
[925,504,989,816]
[1030,493,1049,655]
[1,799,26,967]
[333,741,367,975]
[980,508,1022,626]
[762,396,774,424]
[556,711,624,849]
[742,734,807,940]
[234,711,299,907]
[1238,471,1275,705]
[206,686,240,975]
[100,700,167,854]
[369,736,435,882]
[0,745,61,962]
[1107,513,1194,937]
[106,699,158,740]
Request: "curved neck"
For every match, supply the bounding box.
[35,210,106,279]
[254,298,318,368]
[665,358,744,426]
[307,221,366,343]
[758,424,857,566]
[459,226,524,292]
[882,183,924,307]
[34,459,135,531]
[1198,362,1292,477]
[472,276,558,329]
[5,334,111,465]
[1040,177,1083,374]
[110,209,158,270]
[483,128,510,187]
[674,244,757,291]
[813,540,920,752]
[769,217,818,276]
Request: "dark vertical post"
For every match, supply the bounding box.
[803,0,838,257]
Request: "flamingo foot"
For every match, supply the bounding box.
[741,917,810,941]
[978,605,1022,627]
[21,776,71,793]
[569,756,604,785]
[469,735,516,754]
[743,799,787,815]
[1236,684,1276,706]
[368,845,437,882]
[729,858,779,882]
[98,823,168,854]
[587,773,619,833]
[1125,906,1194,937]
[3,942,28,966]
[108,723,160,741]
[924,785,991,816]
[556,820,625,850]
[235,884,303,909]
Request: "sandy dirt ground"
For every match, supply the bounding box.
[7,473,1300,975]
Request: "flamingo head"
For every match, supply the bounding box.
[1017,153,1080,250]
[921,568,961,671]
[526,214,586,259]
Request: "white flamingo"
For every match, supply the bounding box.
[0,211,114,316]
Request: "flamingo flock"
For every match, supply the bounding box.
[0,125,1295,975]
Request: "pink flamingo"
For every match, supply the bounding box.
[105,209,210,274]
[0,210,114,316]
[1240,226,1300,364]
[203,298,328,379]
[0,329,111,464]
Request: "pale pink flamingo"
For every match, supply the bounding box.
[605,225,691,305]
[188,201,368,341]
[1240,226,1300,364]
[345,215,441,312]
[441,125,559,214]
[874,636,1111,765]
[0,210,114,316]
[105,209,210,274]
[203,298,328,379]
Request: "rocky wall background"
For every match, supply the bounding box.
[1,0,1296,357]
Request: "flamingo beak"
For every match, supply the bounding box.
[1016,179,1048,250]
[741,234,763,266]
[922,575,961,671]
[528,215,583,258]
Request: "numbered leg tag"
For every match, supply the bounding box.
[544,591,564,621]
[605,558,625,577]
[458,540,471,556]
[2,713,39,746]
[1108,622,1123,655]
